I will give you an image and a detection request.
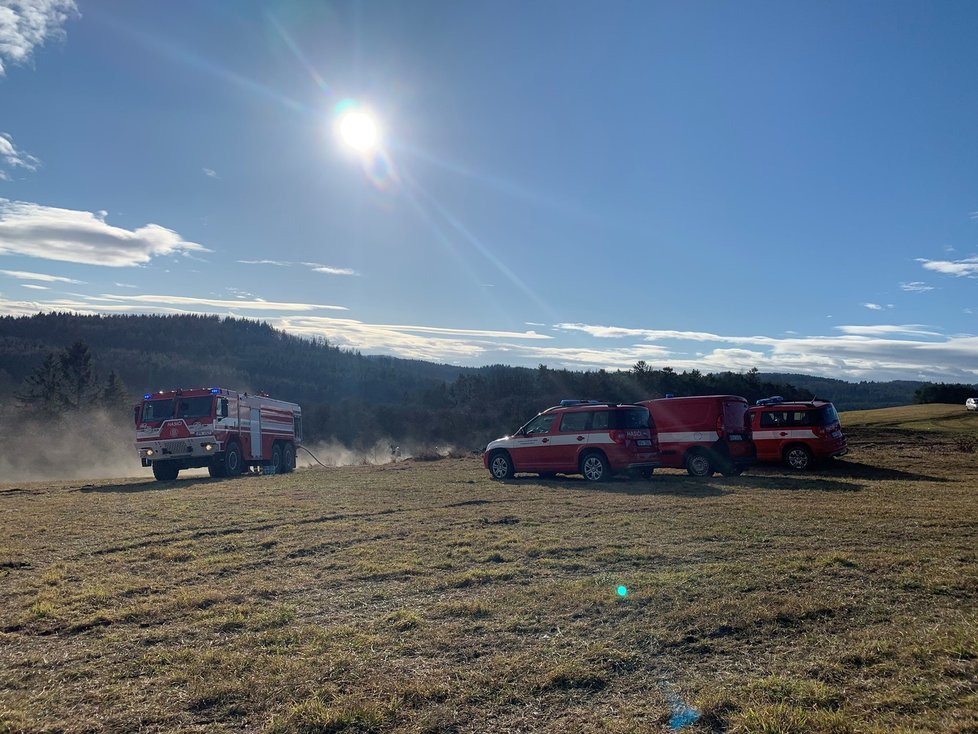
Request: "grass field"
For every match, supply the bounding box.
[1,405,977,733]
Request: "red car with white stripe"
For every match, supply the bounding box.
[747,397,848,470]
[640,395,756,477]
[484,401,660,481]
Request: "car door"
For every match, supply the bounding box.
[508,413,559,471]
[551,410,591,471]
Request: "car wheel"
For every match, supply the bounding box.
[152,461,179,481]
[488,451,514,480]
[784,445,813,471]
[581,452,610,482]
[223,441,243,476]
[283,443,296,473]
[270,443,283,474]
[685,451,714,477]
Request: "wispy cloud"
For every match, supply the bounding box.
[0,269,83,283]
[202,167,219,179]
[863,303,883,311]
[835,324,942,338]
[86,293,348,312]
[239,259,359,276]
[0,200,209,266]
[917,256,978,278]
[0,133,40,180]
[113,282,137,289]
[20,283,46,290]
[900,281,934,293]
[0,0,78,76]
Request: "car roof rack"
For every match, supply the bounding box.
[558,399,605,407]
[755,395,784,406]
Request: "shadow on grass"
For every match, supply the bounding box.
[738,474,864,492]
[821,459,948,483]
[75,477,216,493]
[507,474,733,497]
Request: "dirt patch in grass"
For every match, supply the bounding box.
[0,437,975,732]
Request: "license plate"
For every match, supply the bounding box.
[636,439,652,447]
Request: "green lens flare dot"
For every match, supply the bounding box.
[617,585,628,597]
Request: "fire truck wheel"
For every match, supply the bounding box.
[223,441,243,476]
[580,451,610,482]
[152,461,179,481]
[488,451,514,480]
[685,450,714,477]
[784,445,813,471]
[270,443,284,474]
[283,443,296,473]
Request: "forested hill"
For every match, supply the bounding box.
[0,313,959,449]
[758,373,927,410]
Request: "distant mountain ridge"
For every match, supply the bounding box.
[757,373,929,411]
[0,313,959,446]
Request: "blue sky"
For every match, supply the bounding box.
[1,0,977,381]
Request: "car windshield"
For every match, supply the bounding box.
[613,407,650,430]
[176,396,213,420]
[815,404,840,426]
[142,399,174,422]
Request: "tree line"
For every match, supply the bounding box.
[3,313,969,452]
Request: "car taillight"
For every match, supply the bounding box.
[813,425,827,438]
[610,430,627,445]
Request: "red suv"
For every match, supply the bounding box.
[747,397,848,470]
[484,401,660,481]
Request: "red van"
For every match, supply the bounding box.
[640,395,755,477]
[747,397,848,470]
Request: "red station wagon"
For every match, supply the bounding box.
[747,397,848,470]
[484,401,660,481]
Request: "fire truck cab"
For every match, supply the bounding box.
[134,387,302,481]
[640,395,756,477]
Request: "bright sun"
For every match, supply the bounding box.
[338,110,379,152]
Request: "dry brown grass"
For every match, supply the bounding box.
[1,408,976,733]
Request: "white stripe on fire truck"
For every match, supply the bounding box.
[752,429,817,440]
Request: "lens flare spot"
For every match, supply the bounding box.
[617,585,628,597]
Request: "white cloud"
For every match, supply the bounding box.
[311,265,357,276]
[835,324,942,338]
[239,259,359,276]
[202,167,219,179]
[0,132,40,179]
[86,293,348,312]
[0,200,209,266]
[900,281,934,293]
[863,303,883,310]
[20,282,45,289]
[0,268,82,283]
[113,282,137,288]
[917,256,978,278]
[0,0,78,76]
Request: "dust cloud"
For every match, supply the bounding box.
[0,410,467,483]
[0,409,151,483]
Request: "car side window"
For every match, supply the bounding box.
[558,412,590,432]
[760,411,781,428]
[524,415,556,435]
[590,411,610,430]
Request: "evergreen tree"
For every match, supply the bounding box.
[60,340,99,411]
[17,353,67,417]
[102,370,131,414]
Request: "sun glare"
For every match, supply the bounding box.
[338,110,379,152]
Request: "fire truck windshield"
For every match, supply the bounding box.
[142,399,174,421]
[176,396,213,419]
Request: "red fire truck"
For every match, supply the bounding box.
[640,395,755,477]
[134,387,302,481]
